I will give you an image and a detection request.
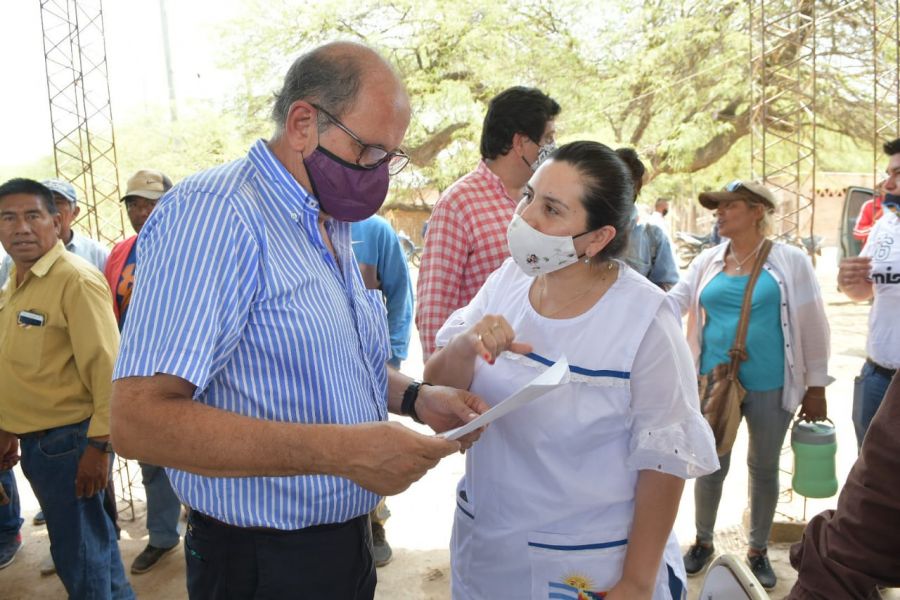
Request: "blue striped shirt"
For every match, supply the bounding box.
[114,139,391,529]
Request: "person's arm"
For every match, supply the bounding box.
[416,196,469,358]
[852,200,874,242]
[112,374,463,496]
[376,224,414,363]
[646,225,680,290]
[666,247,706,316]
[0,431,18,471]
[838,256,874,301]
[790,248,833,388]
[67,273,120,439]
[607,471,684,599]
[66,271,121,497]
[611,304,719,598]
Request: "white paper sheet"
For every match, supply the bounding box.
[438,356,570,441]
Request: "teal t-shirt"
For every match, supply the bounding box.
[699,270,785,391]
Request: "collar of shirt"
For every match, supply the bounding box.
[247,139,352,257]
[9,240,66,288]
[65,231,84,253]
[475,159,517,205]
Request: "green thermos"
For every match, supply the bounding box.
[791,418,838,498]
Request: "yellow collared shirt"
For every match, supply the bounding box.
[0,241,119,437]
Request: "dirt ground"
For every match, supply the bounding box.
[1,248,897,599]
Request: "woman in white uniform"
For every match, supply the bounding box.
[424,141,719,600]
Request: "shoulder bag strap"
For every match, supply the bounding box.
[727,239,774,376]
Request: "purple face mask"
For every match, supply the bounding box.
[303,147,390,222]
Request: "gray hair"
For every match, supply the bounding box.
[271,44,366,134]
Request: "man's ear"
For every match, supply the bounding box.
[282,100,319,157]
[52,213,62,236]
[71,205,80,219]
[510,132,530,158]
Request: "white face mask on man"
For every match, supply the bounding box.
[506,214,592,276]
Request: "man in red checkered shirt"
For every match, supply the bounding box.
[416,87,560,358]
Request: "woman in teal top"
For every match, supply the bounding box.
[699,270,785,390]
[668,180,831,591]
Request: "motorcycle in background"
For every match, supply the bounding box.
[398,230,422,267]
[674,231,715,269]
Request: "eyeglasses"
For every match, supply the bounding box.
[312,104,410,176]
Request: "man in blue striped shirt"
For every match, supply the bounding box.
[109,42,487,598]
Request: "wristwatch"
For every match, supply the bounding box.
[87,439,114,454]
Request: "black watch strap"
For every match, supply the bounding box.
[401,381,428,424]
[87,439,113,454]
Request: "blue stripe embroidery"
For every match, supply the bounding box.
[456,501,474,520]
[548,582,582,600]
[525,352,630,379]
[528,538,628,551]
[114,139,390,530]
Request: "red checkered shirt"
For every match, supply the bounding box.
[416,160,517,358]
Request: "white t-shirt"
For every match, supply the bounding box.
[861,211,900,368]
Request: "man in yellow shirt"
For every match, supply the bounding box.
[0,178,133,599]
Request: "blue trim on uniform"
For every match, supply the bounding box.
[456,501,474,520]
[548,581,604,599]
[667,563,685,599]
[525,352,631,379]
[527,538,628,551]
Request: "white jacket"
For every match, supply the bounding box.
[668,242,833,412]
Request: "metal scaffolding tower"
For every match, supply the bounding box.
[39,0,134,519]
[749,0,817,253]
[39,0,125,245]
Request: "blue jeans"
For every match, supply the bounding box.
[20,420,134,599]
[0,468,23,544]
[695,387,792,551]
[853,360,893,449]
[140,462,181,548]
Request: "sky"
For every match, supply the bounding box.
[0,0,241,165]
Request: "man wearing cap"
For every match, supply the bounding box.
[109,42,486,597]
[0,178,133,598]
[0,178,109,284]
[104,169,182,574]
[838,138,900,448]
[670,179,830,589]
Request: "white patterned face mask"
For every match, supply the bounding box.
[530,142,557,171]
[506,214,590,276]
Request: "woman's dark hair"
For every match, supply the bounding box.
[551,141,634,261]
[614,147,645,201]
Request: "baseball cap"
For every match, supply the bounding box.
[698,180,777,211]
[122,169,173,202]
[41,179,78,205]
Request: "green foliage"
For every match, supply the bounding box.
[10,0,885,224]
